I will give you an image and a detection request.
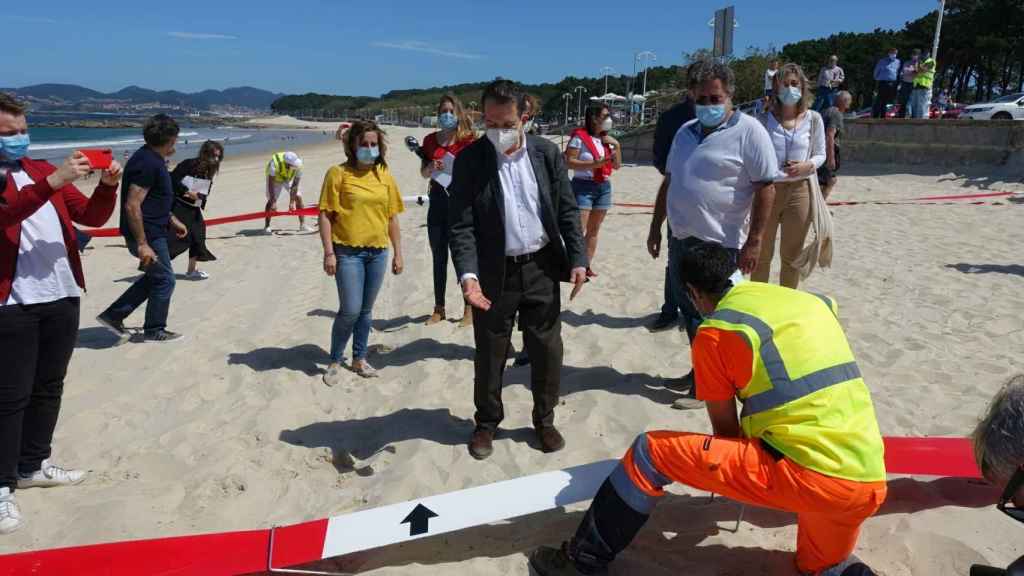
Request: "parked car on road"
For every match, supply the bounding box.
[960,92,1024,120]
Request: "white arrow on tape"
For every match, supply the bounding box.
[319,459,616,558]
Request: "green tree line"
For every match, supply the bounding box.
[272,0,1022,119]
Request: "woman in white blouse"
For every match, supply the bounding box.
[752,63,826,289]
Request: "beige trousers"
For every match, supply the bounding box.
[752,179,812,289]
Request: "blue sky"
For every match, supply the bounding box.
[7,0,943,96]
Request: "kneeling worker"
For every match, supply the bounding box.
[530,241,887,576]
[264,151,310,234]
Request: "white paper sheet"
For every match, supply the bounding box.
[182,176,212,196]
[430,152,456,190]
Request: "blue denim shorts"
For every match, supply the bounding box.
[572,178,612,210]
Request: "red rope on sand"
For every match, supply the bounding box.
[79,191,1018,238]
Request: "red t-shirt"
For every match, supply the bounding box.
[421,131,475,161]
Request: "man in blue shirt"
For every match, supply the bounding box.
[98,114,187,343]
[872,48,901,118]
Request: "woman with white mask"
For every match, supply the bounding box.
[752,63,826,289]
[564,103,620,277]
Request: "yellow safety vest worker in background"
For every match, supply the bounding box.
[914,58,936,89]
[699,282,886,482]
[267,152,297,183]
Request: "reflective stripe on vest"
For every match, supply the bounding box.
[708,308,861,418]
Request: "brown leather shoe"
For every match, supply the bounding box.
[536,426,565,453]
[469,427,495,460]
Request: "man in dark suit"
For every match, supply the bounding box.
[449,79,587,460]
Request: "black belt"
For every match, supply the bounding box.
[507,251,539,264]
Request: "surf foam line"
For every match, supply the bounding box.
[0,437,982,576]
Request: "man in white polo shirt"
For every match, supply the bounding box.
[646,59,778,409]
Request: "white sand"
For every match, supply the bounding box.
[2,125,1023,575]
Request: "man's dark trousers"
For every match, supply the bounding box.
[472,246,561,432]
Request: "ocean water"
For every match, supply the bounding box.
[24,114,338,163]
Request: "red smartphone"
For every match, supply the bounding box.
[81,149,113,170]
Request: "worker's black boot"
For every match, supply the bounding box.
[529,479,650,575]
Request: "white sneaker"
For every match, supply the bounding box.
[0,487,22,534]
[262,227,273,235]
[300,224,315,233]
[16,460,86,489]
[186,270,210,280]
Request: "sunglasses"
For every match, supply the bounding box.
[998,464,1024,524]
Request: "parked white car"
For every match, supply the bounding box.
[960,92,1024,120]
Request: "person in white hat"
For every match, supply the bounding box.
[264,151,311,233]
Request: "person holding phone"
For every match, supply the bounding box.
[318,121,404,385]
[752,63,825,290]
[565,103,620,278]
[169,141,223,280]
[0,93,122,535]
[419,94,476,327]
[97,114,187,343]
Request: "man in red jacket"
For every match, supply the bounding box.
[0,93,122,535]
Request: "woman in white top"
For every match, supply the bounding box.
[753,62,826,289]
[564,103,620,277]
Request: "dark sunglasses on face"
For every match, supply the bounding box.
[998,464,1024,524]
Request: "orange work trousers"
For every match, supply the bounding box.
[613,431,887,574]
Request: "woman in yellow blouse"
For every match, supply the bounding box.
[318,121,404,384]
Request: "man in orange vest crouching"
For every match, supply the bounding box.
[530,241,887,576]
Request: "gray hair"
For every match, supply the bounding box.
[973,374,1024,481]
[687,60,736,96]
[836,91,853,105]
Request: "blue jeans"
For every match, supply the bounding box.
[103,236,175,334]
[659,225,682,320]
[813,87,835,112]
[572,179,613,210]
[330,245,388,362]
[910,88,931,119]
[667,236,739,342]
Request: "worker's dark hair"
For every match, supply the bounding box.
[143,114,180,147]
[678,241,738,299]
[584,103,610,136]
[481,78,528,116]
[0,93,27,116]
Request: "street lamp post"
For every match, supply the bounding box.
[600,66,615,95]
[931,0,946,61]
[574,86,587,125]
[562,92,572,126]
[637,51,657,123]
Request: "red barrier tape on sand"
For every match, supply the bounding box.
[82,208,321,238]
[79,191,1017,239]
[0,437,982,576]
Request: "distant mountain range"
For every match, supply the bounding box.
[1,84,283,112]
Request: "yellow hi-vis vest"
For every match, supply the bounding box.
[700,282,886,482]
[267,152,297,183]
[914,58,936,89]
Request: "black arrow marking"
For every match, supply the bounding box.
[400,503,438,536]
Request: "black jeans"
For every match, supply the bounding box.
[896,81,915,117]
[0,297,79,491]
[872,81,898,118]
[427,184,456,309]
[472,246,562,431]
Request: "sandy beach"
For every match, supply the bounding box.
[1,119,1022,575]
